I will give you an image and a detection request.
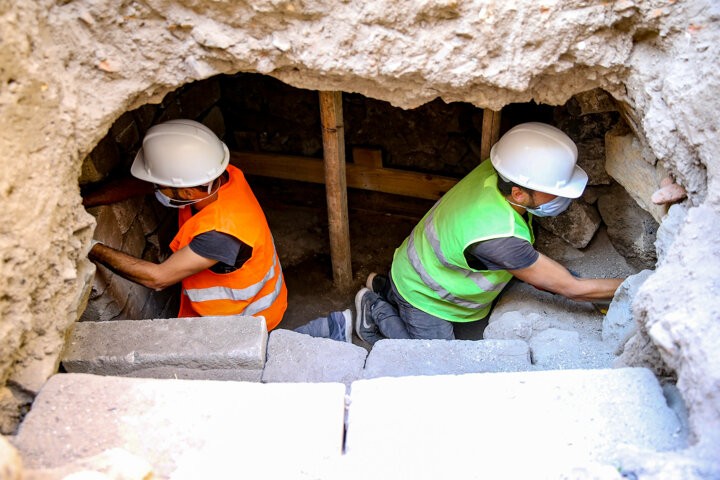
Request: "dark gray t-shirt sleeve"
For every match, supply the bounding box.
[464,237,539,271]
[189,230,252,269]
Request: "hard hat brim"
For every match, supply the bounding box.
[130,144,230,187]
[539,165,588,198]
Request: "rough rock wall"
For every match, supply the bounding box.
[0,0,718,454]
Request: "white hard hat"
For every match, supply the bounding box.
[131,119,230,187]
[490,122,587,198]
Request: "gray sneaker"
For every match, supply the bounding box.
[327,309,352,342]
[355,287,381,344]
[365,272,388,295]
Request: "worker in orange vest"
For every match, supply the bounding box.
[87,119,353,340]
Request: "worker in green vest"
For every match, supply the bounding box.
[354,122,625,344]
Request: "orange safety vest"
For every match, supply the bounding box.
[169,165,287,330]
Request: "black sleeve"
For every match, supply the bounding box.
[189,230,252,269]
[464,237,539,271]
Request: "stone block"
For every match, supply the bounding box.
[605,127,669,223]
[125,366,263,382]
[484,310,568,341]
[13,374,346,478]
[0,435,22,480]
[528,328,582,369]
[133,104,158,134]
[654,203,688,262]
[179,78,221,120]
[262,329,367,385]
[79,134,121,186]
[602,270,654,350]
[536,200,601,248]
[568,89,618,116]
[344,368,686,478]
[362,338,531,379]
[61,316,268,379]
[24,448,153,480]
[576,137,612,185]
[110,110,140,153]
[598,184,658,270]
[201,105,226,139]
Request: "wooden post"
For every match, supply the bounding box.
[480,109,502,161]
[318,91,352,289]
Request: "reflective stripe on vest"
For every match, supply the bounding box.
[404,206,503,311]
[184,253,282,310]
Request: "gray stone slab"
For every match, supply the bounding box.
[124,366,263,382]
[61,316,267,378]
[14,373,346,478]
[262,329,368,385]
[345,368,687,479]
[602,269,653,350]
[362,338,531,379]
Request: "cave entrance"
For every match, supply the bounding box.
[78,71,658,342]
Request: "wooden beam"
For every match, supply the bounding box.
[318,91,352,289]
[352,147,383,168]
[229,151,458,201]
[480,108,502,161]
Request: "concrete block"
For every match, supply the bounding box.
[344,368,686,479]
[61,316,267,380]
[262,329,367,385]
[14,373,346,478]
[362,339,531,379]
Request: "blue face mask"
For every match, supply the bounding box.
[153,180,218,208]
[525,195,572,217]
[153,190,203,208]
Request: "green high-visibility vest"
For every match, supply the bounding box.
[391,160,534,322]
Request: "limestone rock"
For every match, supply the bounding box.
[602,269,654,352]
[0,435,22,480]
[24,448,153,480]
[529,328,582,369]
[597,183,658,270]
[484,310,567,341]
[262,329,367,385]
[536,200,601,249]
[654,203,688,263]
[605,126,669,223]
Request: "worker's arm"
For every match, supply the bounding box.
[508,253,624,302]
[82,175,153,208]
[89,242,217,291]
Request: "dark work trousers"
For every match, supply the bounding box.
[369,275,455,343]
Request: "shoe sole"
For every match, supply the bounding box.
[365,273,377,291]
[354,287,371,340]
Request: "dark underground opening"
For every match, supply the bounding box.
[78,72,655,343]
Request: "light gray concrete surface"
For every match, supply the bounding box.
[61,316,267,379]
[362,339,531,379]
[13,373,346,478]
[344,368,687,479]
[262,329,368,386]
